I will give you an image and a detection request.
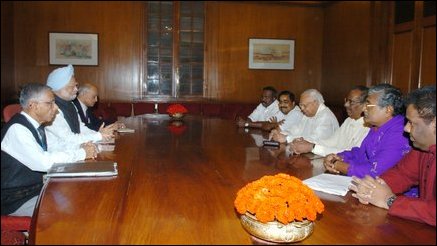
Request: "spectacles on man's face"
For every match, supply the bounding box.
[364,102,378,109]
[344,98,362,106]
[36,100,56,108]
[299,100,315,109]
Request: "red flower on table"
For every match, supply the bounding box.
[166,104,188,115]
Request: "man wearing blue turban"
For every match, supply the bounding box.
[45,64,115,150]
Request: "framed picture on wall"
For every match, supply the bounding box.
[249,38,295,70]
[49,32,98,66]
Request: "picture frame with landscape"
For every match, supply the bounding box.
[49,32,98,66]
[249,38,295,70]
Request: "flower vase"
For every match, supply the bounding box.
[240,213,314,243]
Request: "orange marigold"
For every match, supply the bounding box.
[234,173,324,224]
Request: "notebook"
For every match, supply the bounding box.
[45,161,118,178]
[117,128,135,133]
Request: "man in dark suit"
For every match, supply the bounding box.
[72,83,103,131]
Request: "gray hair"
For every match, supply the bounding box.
[368,83,404,116]
[19,83,52,109]
[77,83,97,96]
[302,89,324,104]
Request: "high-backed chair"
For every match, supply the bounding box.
[1,215,31,245]
[133,102,156,115]
[109,102,133,117]
[201,103,222,117]
[3,104,22,123]
[220,103,242,120]
[236,103,258,119]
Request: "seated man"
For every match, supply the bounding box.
[323,84,411,178]
[73,83,124,131]
[290,86,370,157]
[236,86,280,129]
[45,64,117,150]
[263,90,303,132]
[349,85,435,226]
[270,89,339,144]
[1,83,97,216]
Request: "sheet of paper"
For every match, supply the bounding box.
[303,173,352,196]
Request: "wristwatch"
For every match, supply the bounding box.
[244,122,249,128]
[386,195,397,208]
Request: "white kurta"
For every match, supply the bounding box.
[248,100,280,122]
[45,107,102,152]
[274,106,304,132]
[283,104,339,143]
[312,117,370,157]
[1,112,86,172]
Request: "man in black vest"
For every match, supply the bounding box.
[1,83,98,216]
[45,65,115,150]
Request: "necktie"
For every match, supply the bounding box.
[37,125,48,151]
[85,108,92,124]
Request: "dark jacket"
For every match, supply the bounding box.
[72,98,103,131]
[1,114,44,215]
[56,95,80,133]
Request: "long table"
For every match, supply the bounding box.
[30,114,436,244]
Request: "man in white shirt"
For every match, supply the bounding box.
[290,86,370,156]
[44,64,115,151]
[1,83,98,216]
[268,90,303,131]
[236,86,280,129]
[270,89,339,144]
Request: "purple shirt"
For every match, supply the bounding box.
[339,115,411,178]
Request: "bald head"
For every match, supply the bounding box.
[77,83,99,107]
[299,89,324,117]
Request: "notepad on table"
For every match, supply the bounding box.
[303,173,352,196]
[45,161,118,178]
[117,127,135,133]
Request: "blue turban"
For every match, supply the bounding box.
[47,64,74,91]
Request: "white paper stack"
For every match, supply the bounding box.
[303,173,352,196]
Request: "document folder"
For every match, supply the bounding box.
[45,161,118,178]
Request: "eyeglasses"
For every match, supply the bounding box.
[36,100,56,107]
[364,103,378,109]
[299,100,315,109]
[344,98,362,105]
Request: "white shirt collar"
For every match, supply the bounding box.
[20,111,42,129]
[78,98,88,114]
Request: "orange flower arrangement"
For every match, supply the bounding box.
[234,173,324,224]
[166,104,188,115]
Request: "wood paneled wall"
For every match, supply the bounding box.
[389,2,436,93]
[1,1,16,111]
[205,2,323,102]
[11,1,143,103]
[3,1,323,105]
[420,18,436,87]
[1,1,434,110]
[321,1,373,105]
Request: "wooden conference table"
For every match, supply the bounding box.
[30,114,436,244]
